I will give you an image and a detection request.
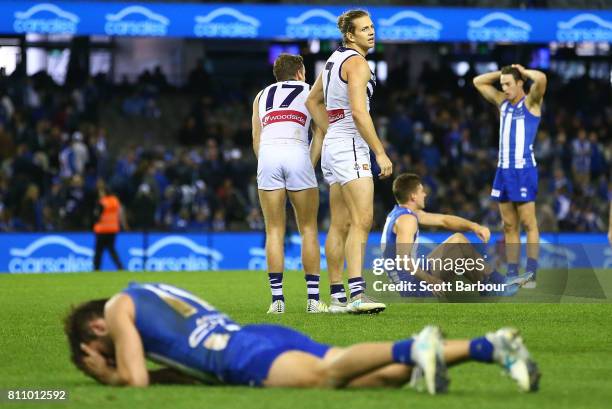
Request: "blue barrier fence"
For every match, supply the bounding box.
[1,231,610,273]
[0,2,610,42]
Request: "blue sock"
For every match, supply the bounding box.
[487,271,505,284]
[392,339,415,365]
[526,258,538,276]
[330,283,347,303]
[507,263,519,278]
[268,273,284,302]
[469,337,494,363]
[305,274,320,301]
[348,277,365,299]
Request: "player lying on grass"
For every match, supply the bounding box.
[64,282,540,393]
[381,173,533,297]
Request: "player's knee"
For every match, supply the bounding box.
[502,221,519,234]
[351,215,372,233]
[299,223,318,238]
[330,219,351,236]
[448,233,468,243]
[317,366,346,389]
[521,218,539,232]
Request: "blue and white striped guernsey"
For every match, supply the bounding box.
[497,96,540,169]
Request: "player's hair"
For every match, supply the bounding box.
[273,54,304,82]
[63,298,109,372]
[501,66,523,83]
[393,173,422,204]
[337,9,370,44]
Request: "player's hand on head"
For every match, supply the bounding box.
[80,343,113,380]
[376,153,392,179]
[511,64,527,77]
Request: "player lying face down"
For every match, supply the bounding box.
[64,282,539,393]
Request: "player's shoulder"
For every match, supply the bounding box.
[396,212,419,227]
[105,292,135,319]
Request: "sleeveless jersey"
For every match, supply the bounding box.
[258,80,311,146]
[381,205,419,261]
[498,96,540,169]
[94,195,120,234]
[322,47,376,141]
[122,282,241,383]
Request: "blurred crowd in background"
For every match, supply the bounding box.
[0,57,610,233]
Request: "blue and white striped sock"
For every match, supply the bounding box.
[268,272,284,302]
[348,277,365,299]
[305,274,320,301]
[330,283,347,304]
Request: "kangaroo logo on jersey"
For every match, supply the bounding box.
[194,7,260,38]
[286,9,338,39]
[556,13,612,42]
[14,3,79,35]
[467,12,531,42]
[105,5,169,36]
[378,10,442,41]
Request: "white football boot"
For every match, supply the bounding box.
[487,327,540,392]
[408,325,449,395]
[347,294,386,315]
[328,298,349,314]
[266,300,285,314]
[306,299,329,313]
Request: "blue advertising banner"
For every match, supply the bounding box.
[0,232,610,273]
[0,2,610,42]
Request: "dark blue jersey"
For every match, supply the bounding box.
[122,282,240,383]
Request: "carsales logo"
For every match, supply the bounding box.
[9,235,93,273]
[194,7,260,38]
[128,236,223,271]
[556,13,612,42]
[13,3,79,35]
[285,9,339,39]
[105,5,169,36]
[467,12,531,42]
[378,11,442,41]
[262,110,307,127]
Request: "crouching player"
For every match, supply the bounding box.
[64,282,540,393]
[381,174,531,297]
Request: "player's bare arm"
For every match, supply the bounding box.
[473,70,505,106]
[310,122,324,166]
[105,294,149,386]
[305,72,329,134]
[394,215,442,286]
[416,211,491,243]
[251,91,263,159]
[511,64,547,115]
[345,57,392,178]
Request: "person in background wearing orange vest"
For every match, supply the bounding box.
[93,180,129,271]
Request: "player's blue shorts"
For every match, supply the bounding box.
[220,324,330,387]
[490,167,538,202]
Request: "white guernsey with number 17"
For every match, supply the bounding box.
[256,80,318,191]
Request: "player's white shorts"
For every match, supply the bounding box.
[257,143,318,191]
[321,137,372,186]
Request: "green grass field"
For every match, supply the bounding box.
[1,270,612,409]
